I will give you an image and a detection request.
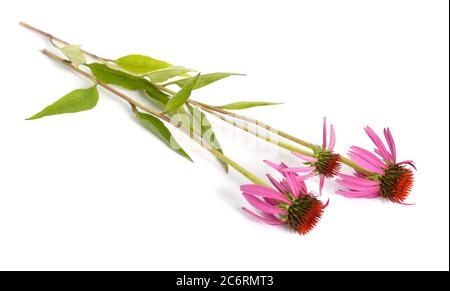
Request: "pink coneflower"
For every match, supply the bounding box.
[336,127,416,203]
[241,160,328,235]
[289,117,341,195]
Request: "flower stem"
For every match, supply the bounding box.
[158,85,313,148]
[339,156,370,174]
[40,49,268,187]
[198,106,316,158]
[188,100,313,149]
[20,22,111,62]
[188,101,371,174]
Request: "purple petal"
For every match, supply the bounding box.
[263,197,279,206]
[292,152,318,163]
[323,117,327,149]
[294,172,317,182]
[279,179,291,193]
[279,162,289,169]
[351,146,386,169]
[261,212,282,220]
[349,152,385,174]
[266,174,286,193]
[397,160,417,170]
[336,190,381,198]
[294,177,308,193]
[284,172,299,198]
[270,176,292,194]
[336,179,381,192]
[243,194,288,215]
[280,166,316,173]
[240,184,291,204]
[242,207,287,225]
[384,128,397,162]
[336,173,380,186]
[319,176,325,196]
[263,160,283,171]
[364,126,392,162]
[329,124,336,150]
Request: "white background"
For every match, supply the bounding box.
[0,0,448,271]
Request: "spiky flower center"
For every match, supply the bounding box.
[311,145,341,178]
[286,196,324,235]
[379,164,414,203]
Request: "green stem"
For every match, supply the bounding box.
[158,87,314,158]
[40,48,268,187]
[189,101,372,175]
[207,147,268,186]
[196,105,372,175]
[338,156,370,175]
[199,106,315,158]
[188,99,313,149]
[20,22,112,62]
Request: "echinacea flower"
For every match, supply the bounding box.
[336,126,416,203]
[241,160,328,235]
[289,117,341,195]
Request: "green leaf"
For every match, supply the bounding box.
[146,66,194,83]
[115,54,172,74]
[144,90,170,109]
[27,86,99,120]
[143,91,227,171]
[187,105,228,172]
[143,90,227,171]
[86,63,169,102]
[169,72,244,90]
[143,90,185,115]
[87,63,149,90]
[217,101,283,110]
[60,44,87,67]
[135,111,192,161]
[164,74,200,113]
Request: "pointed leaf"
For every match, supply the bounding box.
[27,86,99,120]
[143,90,226,171]
[142,90,226,171]
[147,66,194,83]
[187,105,228,172]
[144,90,170,109]
[87,63,149,90]
[169,72,244,90]
[164,74,200,113]
[143,90,186,118]
[115,54,172,74]
[135,111,192,161]
[86,63,169,102]
[60,44,87,67]
[217,101,283,110]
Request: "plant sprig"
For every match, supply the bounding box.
[21,21,371,177]
[38,48,268,186]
